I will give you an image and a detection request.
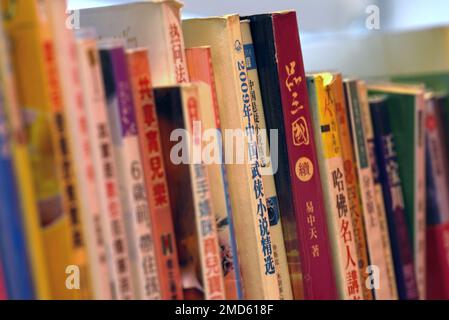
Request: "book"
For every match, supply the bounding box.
[0,2,51,300]
[185,46,243,300]
[345,79,398,300]
[76,33,135,300]
[79,0,189,86]
[126,48,183,300]
[240,20,293,300]
[369,95,419,300]
[3,0,88,299]
[368,83,426,299]
[423,92,449,299]
[0,262,6,300]
[45,0,110,300]
[154,84,225,300]
[99,41,160,300]
[246,11,337,300]
[307,72,363,300]
[0,81,34,300]
[183,14,281,300]
[333,75,373,300]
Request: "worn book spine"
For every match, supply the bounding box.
[100,43,160,300]
[76,35,134,300]
[185,46,243,300]
[241,19,293,300]
[333,76,372,300]
[369,96,419,300]
[0,262,6,300]
[247,12,337,300]
[79,0,189,86]
[126,48,183,300]
[345,80,398,300]
[308,73,363,299]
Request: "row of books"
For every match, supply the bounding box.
[0,0,448,300]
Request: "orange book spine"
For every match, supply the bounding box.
[126,49,183,300]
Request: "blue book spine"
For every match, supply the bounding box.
[0,100,34,299]
[369,96,418,300]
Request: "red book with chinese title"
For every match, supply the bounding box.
[126,48,183,300]
[154,84,225,300]
[246,12,337,299]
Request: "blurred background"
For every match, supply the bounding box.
[70,0,449,78]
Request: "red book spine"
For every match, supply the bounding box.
[272,11,337,299]
[426,223,449,299]
[0,262,6,300]
[126,49,183,300]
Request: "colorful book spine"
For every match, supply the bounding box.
[154,84,225,300]
[183,15,280,299]
[424,93,449,299]
[308,73,363,300]
[0,3,50,300]
[4,0,87,299]
[333,75,372,300]
[79,0,189,86]
[99,42,159,300]
[126,48,183,300]
[0,90,34,300]
[185,46,243,300]
[76,35,134,300]
[246,11,337,300]
[345,80,398,300]
[369,95,419,300]
[240,20,293,300]
[46,0,110,300]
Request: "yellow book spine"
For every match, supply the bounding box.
[2,0,89,299]
[312,73,363,300]
[0,8,51,299]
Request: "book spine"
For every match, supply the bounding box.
[424,95,449,299]
[46,0,111,300]
[103,45,160,300]
[228,15,280,299]
[414,94,426,299]
[0,95,34,299]
[185,47,243,300]
[358,83,398,299]
[308,74,363,300]
[369,97,419,300]
[345,80,397,300]
[334,76,372,300]
[4,0,86,299]
[0,262,6,300]
[271,13,337,300]
[77,38,134,300]
[162,2,189,84]
[126,49,183,300]
[241,20,293,300]
[0,7,51,300]
[182,85,226,300]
